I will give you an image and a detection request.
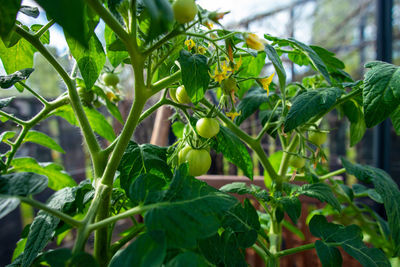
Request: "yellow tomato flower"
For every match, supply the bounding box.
[226,111,241,121]
[245,33,265,51]
[258,73,275,95]
[106,91,118,102]
[197,46,207,55]
[221,61,232,73]
[233,56,242,72]
[204,21,214,29]
[184,39,195,51]
[210,66,228,83]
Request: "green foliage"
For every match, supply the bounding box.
[178,50,210,103]
[310,215,390,267]
[110,232,166,267]
[0,172,47,219]
[284,87,342,132]
[363,61,400,128]
[1,1,399,266]
[211,126,253,179]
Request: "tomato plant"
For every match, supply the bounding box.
[0,0,399,267]
[196,117,220,138]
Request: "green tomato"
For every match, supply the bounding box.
[196,118,220,138]
[220,76,237,95]
[309,131,328,146]
[172,0,198,24]
[176,85,191,104]
[169,87,179,102]
[178,145,192,165]
[102,72,120,86]
[289,155,306,169]
[185,149,212,176]
[78,87,94,106]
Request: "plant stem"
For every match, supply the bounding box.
[274,243,315,258]
[151,70,182,93]
[110,224,145,255]
[200,98,279,182]
[0,110,26,126]
[89,202,169,231]
[17,82,49,106]
[277,134,299,189]
[319,168,346,180]
[5,96,69,169]
[15,25,101,166]
[19,197,82,227]
[34,19,55,38]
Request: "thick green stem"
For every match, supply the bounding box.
[151,70,181,93]
[19,197,82,227]
[15,25,101,167]
[319,168,346,180]
[274,243,316,258]
[200,98,279,181]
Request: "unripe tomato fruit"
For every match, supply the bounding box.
[178,145,192,165]
[196,118,220,138]
[221,76,237,95]
[169,87,179,102]
[309,131,327,146]
[289,155,306,169]
[172,0,198,24]
[78,87,94,106]
[102,73,119,86]
[185,149,211,176]
[176,85,191,104]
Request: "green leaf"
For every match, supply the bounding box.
[109,232,166,267]
[211,126,253,179]
[222,199,260,248]
[265,44,286,89]
[34,0,87,46]
[165,251,209,267]
[104,25,128,67]
[341,158,400,256]
[145,165,237,248]
[50,105,116,142]
[298,183,341,211]
[284,87,342,132]
[237,52,266,98]
[235,87,269,126]
[199,230,247,266]
[11,157,76,190]
[219,182,269,201]
[0,97,14,109]
[352,184,383,203]
[178,50,210,103]
[118,141,172,193]
[0,0,21,39]
[310,215,390,267]
[128,173,166,205]
[287,38,331,84]
[0,172,47,219]
[0,37,36,76]
[30,24,50,45]
[0,68,34,89]
[363,61,400,128]
[23,130,65,153]
[315,240,342,267]
[390,105,400,135]
[142,0,173,41]
[171,121,185,139]
[278,196,301,225]
[342,100,366,146]
[19,6,39,18]
[66,32,105,90]
[22,187,76,267]
[310,45,345,70]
